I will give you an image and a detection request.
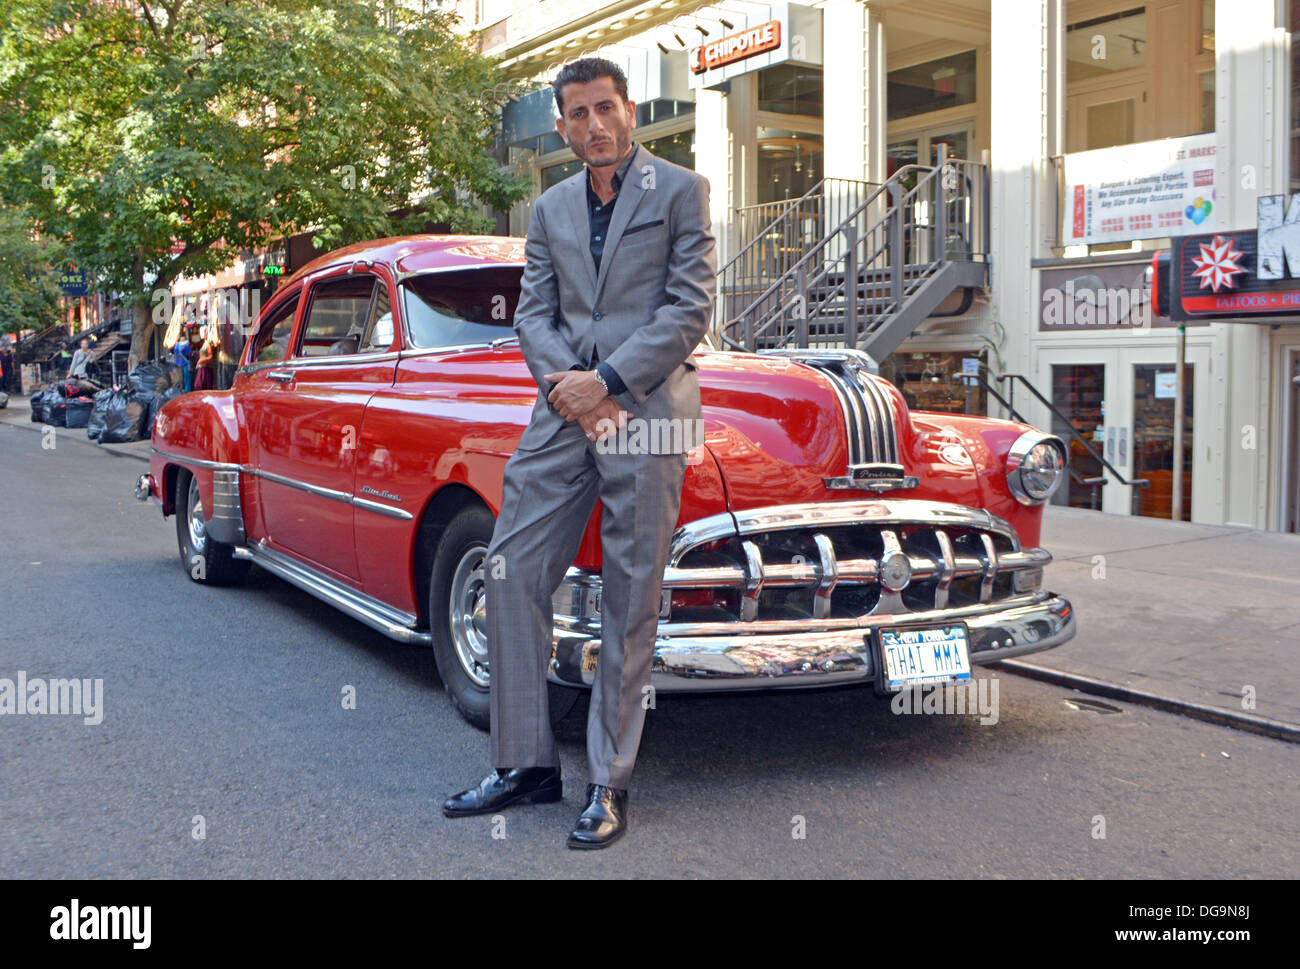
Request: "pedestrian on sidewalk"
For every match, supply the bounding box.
[193,338,216,392]
[0,340,14,394]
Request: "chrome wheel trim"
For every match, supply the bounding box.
[449,544,490,688]
[187,476,208,553]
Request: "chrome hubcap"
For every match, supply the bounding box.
[187,477,207,553]
[449,545,490,688]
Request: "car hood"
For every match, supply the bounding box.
[694,350,986,514]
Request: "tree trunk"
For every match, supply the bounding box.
[128,299,153,370]
[126,256,153,370]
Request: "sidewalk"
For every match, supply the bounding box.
[0,392,151,461]
[1035,505,1300,727]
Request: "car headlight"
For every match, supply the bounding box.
[1006,432,1067,505]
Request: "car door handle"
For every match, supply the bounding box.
[267,370,294,384]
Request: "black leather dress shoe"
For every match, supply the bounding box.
[566,783,628,849]
[442,767,562,818]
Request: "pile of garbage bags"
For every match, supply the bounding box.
[30,360,186,443]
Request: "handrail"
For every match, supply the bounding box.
[719,175,874,280]
[719,163,942,349]
[714,150,989,354]
[967,371,1149,492]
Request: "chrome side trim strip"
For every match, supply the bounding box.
[351,496,415,520]
[150,449,414,520]
[238,541,431,645]
[255,467,352,503]
[240,351,403,376]
[151,447,240,472]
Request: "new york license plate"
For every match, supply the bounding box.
[877,624,972,690]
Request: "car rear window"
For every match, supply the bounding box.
[401,268,521,349]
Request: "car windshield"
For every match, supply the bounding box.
[401,267,521,349]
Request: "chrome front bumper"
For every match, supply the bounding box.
[547,591,1075,692]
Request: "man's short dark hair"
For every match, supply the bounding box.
[552,57,629,117]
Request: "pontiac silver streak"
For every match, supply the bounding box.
[136,234,1076,728]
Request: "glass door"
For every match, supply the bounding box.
[1285,350,1300,533]
[1040,345,1209,519]
[1048,359,1109,511]
[1131,362,1195,520]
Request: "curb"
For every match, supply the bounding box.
[992,659,1300,744]
[1,415,151,463]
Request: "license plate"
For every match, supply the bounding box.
[877,624,971,691]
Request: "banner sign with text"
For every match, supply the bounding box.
[1062,134,1216,246]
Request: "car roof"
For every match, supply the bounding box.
[285,235,526,287]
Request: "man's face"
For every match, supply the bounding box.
[555,76,636,170]
[80,340,89,350]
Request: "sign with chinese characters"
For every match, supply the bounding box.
[1061,134,1216,246]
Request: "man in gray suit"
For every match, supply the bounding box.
[442,57,717,849]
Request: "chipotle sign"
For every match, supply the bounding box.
[691,20,781,74]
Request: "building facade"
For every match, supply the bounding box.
[472,0,1300,533]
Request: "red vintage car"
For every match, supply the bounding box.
[136,234,1075,728]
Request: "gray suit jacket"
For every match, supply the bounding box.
[512,141,717,453]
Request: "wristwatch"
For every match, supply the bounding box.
[592,367,609,394]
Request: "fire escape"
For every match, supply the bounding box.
[712,146,989,360]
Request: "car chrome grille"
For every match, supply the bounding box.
[553,499,1052,630]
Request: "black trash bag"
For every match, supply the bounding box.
[86,388,116,440]
[126,360,184,398]
[65,396,94,429]
[44,395,68,427]
[145,385,183,436]
[32,386,60,424]
[60,382,83,398]
[96,386,148,443]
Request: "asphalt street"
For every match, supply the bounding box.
[0,420,1296,877]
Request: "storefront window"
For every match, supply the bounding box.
[758,64,823,116]
[1292,0,1300,192]
[887,51,977,122]
[1066,8,1146,81]
[635,98,695,127]
[879,351,988,415]
[1051,363,1106,510]
[1200,0,1215,53]
[1198,69,1215,134]
[1132,363,1194,521]
[641,130,694,169]
[757,128,822,203]
[540,158,583,192]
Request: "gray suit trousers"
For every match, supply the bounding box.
[485,419,689,790]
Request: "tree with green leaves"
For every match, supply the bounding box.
[0,0,529,365]
[0,206,63,338]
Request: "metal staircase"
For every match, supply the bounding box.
[714,148,989,361]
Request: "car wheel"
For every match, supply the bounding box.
[428,505,581,732]
[174,468,249,586]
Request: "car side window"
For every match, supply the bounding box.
[298,275,391,357]
[401,267,519,349]
[252,295,299,363]
[358,285,393,352]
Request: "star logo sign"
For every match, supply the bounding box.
[1190,235,1246,293]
